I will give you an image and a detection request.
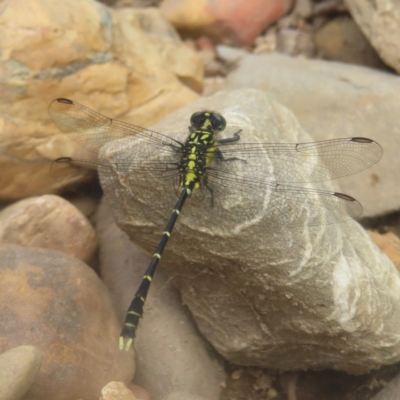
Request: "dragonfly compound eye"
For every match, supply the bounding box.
[211,113,226,131]
[190,111,205,128]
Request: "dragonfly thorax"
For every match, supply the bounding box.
[178,127,218,191]
[178,110,226,192]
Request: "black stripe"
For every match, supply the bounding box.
[119,184,193,348]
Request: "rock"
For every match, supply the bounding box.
[292,0,313,19]
[96,204,225,400]
[126,383,151,400]
[99,89,400,373]
[344,0,400,73]
[254,28,277,54]
[315,16,387,69]
[216,45,248,65]
[0,243,134,400]
[0,195,97,264]
[0,0,200,201]
[165,392,208,400]
[160,0,293,46]
[100,382,137,400]
[0,346,42,400]
[368,231,400,272]
[224,53,400,217]
[202,76,226,97]
[313,0,348,16]
[276,28,315,57]
[371,372,400,400]
[0,0,9,15]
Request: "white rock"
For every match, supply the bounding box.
[98,89,400,373]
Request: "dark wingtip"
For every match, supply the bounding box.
[54,157,73,163]
[350,137,373,143]
[333,192,357,202]
[56,98,73,105]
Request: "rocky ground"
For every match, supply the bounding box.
[1,0,400,399]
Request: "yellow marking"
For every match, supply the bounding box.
[190,133,196,138]
[185,172,197,186]
[163,231,171,237]
[203,140,208,144]
[201,119,212,129]
[188,161,195,169]
[191,147,197,153]
[126,338,133,351]
[144,275,153,281]
[205,141,218,168]
[140,296,145,302]
[174,209,180,215]
[128,311,141,317]
[189,154,196,160]
[186,188,192,195]
[119,336,124,350]
[124,323,136,328]
[154,253,161,259]
[200,134,210,140]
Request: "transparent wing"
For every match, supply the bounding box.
[50,152,182,215]
[186,169,362,229]
[216,137,382,183]
[48,98,182,154]
[49,99,381,228]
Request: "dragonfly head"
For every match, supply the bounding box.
[190,111,226,132]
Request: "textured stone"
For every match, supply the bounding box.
[0,346,42,400]
[96,204,224,400]
[224,53,400,217]
[0,243,134,400]
[345,0,400,73]
[100,89,400,373]
[0,195,97,264]
[0,0,200,200]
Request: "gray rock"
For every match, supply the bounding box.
[98,88,400,373]
[224,53,400,217]
[314,16,386,69]
[345,0,400,73]
[0,346,41,400]
[216,45,248,64]
[96,204,225,400]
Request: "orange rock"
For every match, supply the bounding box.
[0,243,135,400]
[368,231,400,272]
[161,0,294,46]
[0,0,201,200]
[0,195,97,264]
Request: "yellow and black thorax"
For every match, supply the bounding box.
[178,111,226,191]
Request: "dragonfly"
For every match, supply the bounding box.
[48,98,383,351]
